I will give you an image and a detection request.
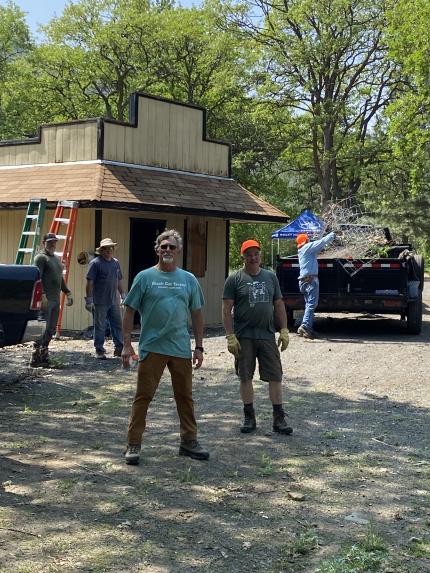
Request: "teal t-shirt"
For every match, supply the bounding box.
[223,268,282,339]
[124,267,204,360]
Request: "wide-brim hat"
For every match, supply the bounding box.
[96,237,117,253]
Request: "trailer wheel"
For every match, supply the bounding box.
[413,255,425,290]
[407,292,423,334]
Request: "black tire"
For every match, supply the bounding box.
[413,255,425,290]
[407,292,423,334]
[1,319,27,346]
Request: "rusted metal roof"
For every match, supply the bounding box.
[0,162,288,222]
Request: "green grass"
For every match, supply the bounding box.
[315,527,387,573]
[322,430,342,440]
[177,466,200,484]
[407,539,430,558]
[258,453,275,476]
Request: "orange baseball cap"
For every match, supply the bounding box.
[296,233,309,248]
[240,239,261,254]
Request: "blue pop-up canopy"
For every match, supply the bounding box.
[272,209,324,239]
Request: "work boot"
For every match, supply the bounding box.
[113,347,123,357]
[273,408,293,435]
[240,405,257,434]
[297,325,315,339]
[124,444,141,465]
[29,343,42,367]
[95,350,107,360]
[179,439,209,461]
[39,346,50,367]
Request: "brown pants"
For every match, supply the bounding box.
[127,352,197,445]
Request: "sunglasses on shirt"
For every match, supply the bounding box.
[159,244,177,251]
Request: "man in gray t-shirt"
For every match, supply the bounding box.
[222,239,292,436]
[85,238,125,359]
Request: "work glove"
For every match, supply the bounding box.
[226,334,241,358]
[66,292,73,307]
[277,327,290,351]
[84,296,94,313]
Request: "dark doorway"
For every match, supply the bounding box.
[128,218,166,289]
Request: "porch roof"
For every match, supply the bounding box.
[0,161,288,223]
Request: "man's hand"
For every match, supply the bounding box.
[66,292,73,306]
[120,293,127,306]
[226,334,241,358]
[277,327,290,351]
[122,342,137,370]
[193,348,203,369]
[84,296,94,313]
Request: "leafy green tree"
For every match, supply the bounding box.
[0,1,33,139]
[225,0,400,207]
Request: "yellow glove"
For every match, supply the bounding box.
[226,334,241,358]
[277,327,289,351]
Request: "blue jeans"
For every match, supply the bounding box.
[299,278,319,330]
[93,303,123,352]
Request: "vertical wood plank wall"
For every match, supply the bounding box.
[103,98,229,177]
[0,123,98,166]
[0,208,226,331]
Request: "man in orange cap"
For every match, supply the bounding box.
[222,239,292,435]
[296,230,335,338]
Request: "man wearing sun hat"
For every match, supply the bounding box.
[31,233,73,367]
[296,231,335,339]
[85,237,125,359]
[222,239,292,435]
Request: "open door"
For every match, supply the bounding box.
[128,218,166,288]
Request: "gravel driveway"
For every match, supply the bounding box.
[0,280,429,573]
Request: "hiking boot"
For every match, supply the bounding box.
[29,343,43,367]
[240,405,256,434]
[297,325,315,339]
[124,444,141,465]
[179,440,209,461]
[113,348,123,357]
[39,346,51,367]
[273,409,293,435]
[95,350,107,360]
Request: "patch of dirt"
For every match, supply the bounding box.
[0,282,429,573]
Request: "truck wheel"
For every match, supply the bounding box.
[413,255,425,290]
[407,292,423,334]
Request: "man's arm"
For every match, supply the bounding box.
[86,279,93,297]
[274,299,288,331]
[118,278,126,299]
[121,305,137,368]
[61,278,71,295]
[306,232,336,255]
[222,299,235,335]
[191,307,204,369]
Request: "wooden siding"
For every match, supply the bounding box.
[0,123,98,167]
[0,207,225,332]
[103,98,229,177]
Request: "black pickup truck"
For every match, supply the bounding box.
[276,244,425,334]
[0,265,44,346]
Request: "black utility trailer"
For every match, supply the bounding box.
[276,248,424,334]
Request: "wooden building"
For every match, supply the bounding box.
[0,92,287,331]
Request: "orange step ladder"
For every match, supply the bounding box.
[49,200,79,338]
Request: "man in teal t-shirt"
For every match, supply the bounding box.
[122,229,209,465]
